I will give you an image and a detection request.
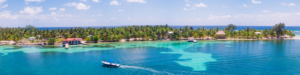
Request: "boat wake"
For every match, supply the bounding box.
[120,65,173,75]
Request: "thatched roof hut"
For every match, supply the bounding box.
[216,31,226,35]
[216,31,226,39]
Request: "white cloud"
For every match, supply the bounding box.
[25,0,44,2]
[64,2,78,7]
[49,7,57,10]
[127,0,146,3]
[183,8,189,11]
[222,6,227,8]
[0,4,7,8]
[64,2,90,10]
[195,3,207,7]
[118,9,123,12]
[195,13,300,25]
[282,3,296,6]
[0,11,18,20]
[80,0,87,2]
[186,4,190,7]
[0,11,79,25]
[76,3,91,10]
[20,7,43,15]
[127,17,131,19]
[262,10,270,13]
[288,3,296,6]
[110,18,117,20]
[59,8,65,11]
[92,0,100,3]
[208,15,231,20]
[240,4,249,7]
[92,14,102,17]
[252,0,261,4]
[51,12,56,15]
[189,18,202,20]
[110,0,120,5]
[0,0,6,4]
[81,19,95,22]
[185,0,190,2]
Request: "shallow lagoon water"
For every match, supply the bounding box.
[1,40,300,74]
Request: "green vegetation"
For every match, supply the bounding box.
[224,23,295,39]
[0,23,296,44]
[225,24,237,31]
[48,38,56,45]
[273,23,285,39]
[93,36,100,43]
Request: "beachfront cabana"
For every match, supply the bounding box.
[255,32,262,35]
[167,31,173,35]
[63,38,83,45]
[29,37,35,41]
[216,31,226,39]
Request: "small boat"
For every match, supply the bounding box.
[188,40,198,43]
[39,43,44,46]
[65,44,69,49]
[193,40,198,43]
[102,60,120,68]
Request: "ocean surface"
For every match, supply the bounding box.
[1,40,300,74]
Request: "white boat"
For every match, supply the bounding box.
[193,40,198,43]
[65,44,69,49]
[102,60,120,68]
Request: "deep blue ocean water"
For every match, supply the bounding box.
[1,40,300,74]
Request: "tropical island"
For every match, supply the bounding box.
[0,23,296,45]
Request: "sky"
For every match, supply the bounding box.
[0,0,300,27]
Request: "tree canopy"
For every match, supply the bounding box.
[272,23,285,39]
[225,24,237,31]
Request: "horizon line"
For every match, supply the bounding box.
[2,25,300,28]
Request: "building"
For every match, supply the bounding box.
[216,31,226,39]
[63,38,83,45]
[29,37,35,41]
[255,32,262,35]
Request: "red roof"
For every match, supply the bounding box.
[63,38,83,41]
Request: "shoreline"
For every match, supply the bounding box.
[1,37,300,46]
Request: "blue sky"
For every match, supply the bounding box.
[0,0,300,27]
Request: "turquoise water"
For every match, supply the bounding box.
[294,31,300,38]
[1,40,300,74]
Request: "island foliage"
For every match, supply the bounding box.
[0,23,296,44]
